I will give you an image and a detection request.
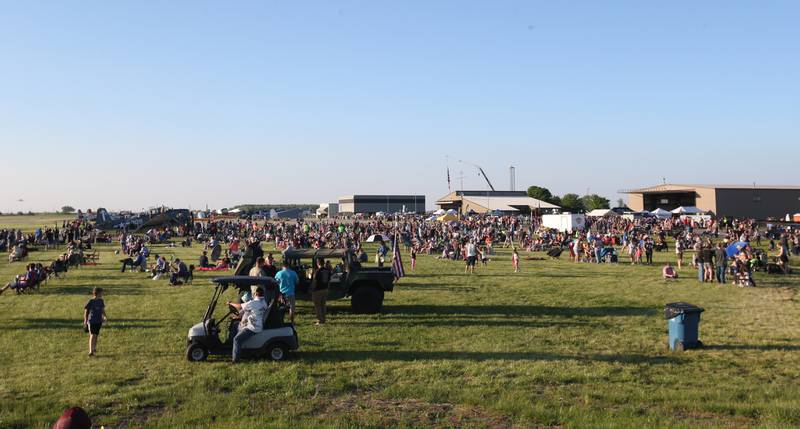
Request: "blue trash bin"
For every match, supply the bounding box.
[665,302,704,351]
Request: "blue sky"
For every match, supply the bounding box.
[1,1,798,212]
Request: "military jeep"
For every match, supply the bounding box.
[236,244,395,313]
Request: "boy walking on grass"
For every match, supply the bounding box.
[83,287,107,356]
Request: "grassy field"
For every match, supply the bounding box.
[1,215,798,428]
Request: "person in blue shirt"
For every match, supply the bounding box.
[274,260,298,323]
[376,241,388,267]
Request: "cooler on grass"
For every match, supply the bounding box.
[665,302,704,351]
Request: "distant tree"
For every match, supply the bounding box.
[559,193,585,213]
[616,198,625,208]
[60,206,76,214]
[581,194,611,211]
[550,196,561,207]
[526,186,554,203]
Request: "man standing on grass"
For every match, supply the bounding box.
[465,240,477,274]
[310,258,330,325]
[263,253,278,277]
[714,243,728,284]
[249,257,266,277]
[696,244,706,282]
[275,260,298,323]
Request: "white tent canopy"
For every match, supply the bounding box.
[671,206,703,215]
[650,208,672,218]
[586,209,617,217]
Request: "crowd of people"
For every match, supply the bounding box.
[154,213,798,283]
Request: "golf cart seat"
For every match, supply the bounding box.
[264,299,289,329]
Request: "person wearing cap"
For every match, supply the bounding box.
[227,286,267,363]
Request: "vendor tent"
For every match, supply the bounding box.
[671,206,703,215]
[432,209,446,215]
[437,214,459,222]
[650,208,672,219]
[587,209,616,217]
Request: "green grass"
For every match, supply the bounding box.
[1,215,798,428]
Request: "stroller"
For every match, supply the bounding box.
[599,247,618,263]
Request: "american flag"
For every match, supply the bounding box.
[391,233,405,279]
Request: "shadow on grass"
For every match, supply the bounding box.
[703,344,800,351]
[399,283,477,292]
[339,319,606,328]
[6,317,166,330]
[299,350,680,365]
[42,284,148,295]
[326,304,657,317]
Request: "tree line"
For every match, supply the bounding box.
[526,186,612,213]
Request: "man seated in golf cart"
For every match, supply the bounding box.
[227,286,268,363]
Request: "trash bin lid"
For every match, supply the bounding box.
[665,302,705,319]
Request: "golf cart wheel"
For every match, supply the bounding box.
[266,343,288,361]
[674,341,685,352]
[186,343,209,362]
[351,286,383,314]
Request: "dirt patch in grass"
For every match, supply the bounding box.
[319,395,552,429]
[672,408,755,427]
[112,403,166,429]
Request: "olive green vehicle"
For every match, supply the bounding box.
[235,245,395,313]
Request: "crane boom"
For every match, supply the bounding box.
[458,160,496,191]
[477,167,495,191]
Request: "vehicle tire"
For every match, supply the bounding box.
[266,342,288,361]
[186,342,209,362]
[351,286,383,314]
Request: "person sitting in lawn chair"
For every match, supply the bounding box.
[8,242,27,262]
[169,259,192,285]
[0,264,36,295]
[48,256,69,279]
[66,242,85,267]
[120,251,147,273]
[150,255,169,280]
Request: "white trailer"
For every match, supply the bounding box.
[542,213,586,232]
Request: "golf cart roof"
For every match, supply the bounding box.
[282,248,349,259]
[211,276,279,288]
